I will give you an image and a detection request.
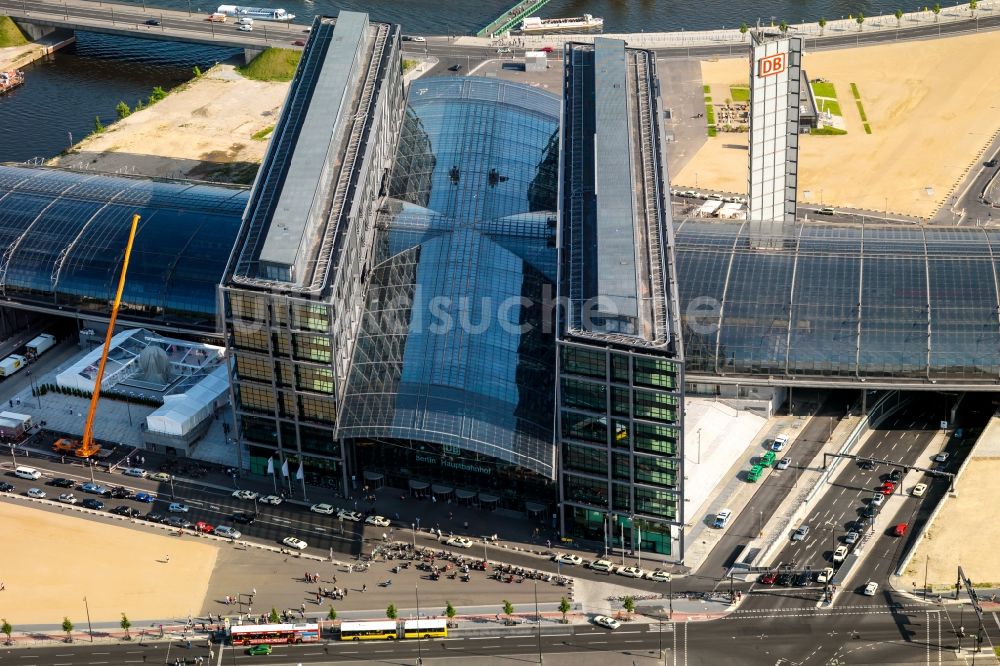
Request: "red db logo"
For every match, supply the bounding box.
[757,53,786,78]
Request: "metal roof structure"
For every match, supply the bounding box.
[561,40,677,349]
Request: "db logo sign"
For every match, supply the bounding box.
[757,53,786,78]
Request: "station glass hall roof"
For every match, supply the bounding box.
[3,91,1000,388]
[0,166,246,331]
[338,77,561,478]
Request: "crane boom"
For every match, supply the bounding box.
[77,213,141,457]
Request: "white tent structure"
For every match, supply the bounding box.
[145,364,229,437]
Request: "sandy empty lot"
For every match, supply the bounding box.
[0,500,218,624]
[675,30,1000,218]
[901,459,1000,589]
[48,63,289,183]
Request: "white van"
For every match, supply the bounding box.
[15,466,41,480]
[237,17,253,25]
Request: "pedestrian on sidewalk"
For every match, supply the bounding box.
[362,584,367,593]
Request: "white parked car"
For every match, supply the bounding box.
[337,510,363,522]
[816,567,834,584]
[590,559,614,573]
[933,451,950,463]
[771,434,790,451]
[593,615,621,630]
[646,569,672,582]
[844,531,860,545]
[713,508,733,528]
[870,492,885,507]
[26,488,46,499]
[553,553,583,566]
[260,494,283,505]
[445,536,473,549]
[863,581,879,596]
[232,490,259,501]
[122,467,147,478]
[776,457,791,470]
[310,503,337,515]
[833,545,849,563]
[911,483,927,497]
[237,24,253,31]
[214,525,242,539]
[57,493,78,504]
[617,566,645,578]
[168,503,190,513]
[282,536,308,550]
[365,515,391,527]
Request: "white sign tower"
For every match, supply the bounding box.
[747,31,802,243]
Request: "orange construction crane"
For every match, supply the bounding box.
[53,213,141,459]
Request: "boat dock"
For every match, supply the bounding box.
[476,0,551,38]
[0,70,25,95]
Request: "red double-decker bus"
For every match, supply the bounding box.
[228,623,320,645]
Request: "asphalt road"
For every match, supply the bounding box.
[741,396,994,611]
[695,392,853,583]
[1,605,990,665]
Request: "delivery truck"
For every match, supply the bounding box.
[26,333,55,358]
[0,354,26,377]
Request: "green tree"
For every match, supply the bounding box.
[932,3,941,21]
[93,116,105,134]
[738,23,749,40]
[622,596,636,615]
[558,597,571,624]
[61,617,73,643]
[327,606,337,622]
[135,99,145,112]
[120,613,131,640]
[193,65,202,78]
[818,17,827,35]
[115,101,131,120]
[778,20,789,34]
[269,607,280,624]
[894,9,904,26]
[445,601,456,627]
[1,618,12,646]
[856,12,865,30]
[150,86,168,101]
[502,599,514,625]
[386,604,398,621]
[970,0,978,16]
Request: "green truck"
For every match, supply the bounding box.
[760,451,777,467]
[747,464,764,482]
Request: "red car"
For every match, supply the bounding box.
[194,521,215,534]
[540,46,555,53]
[880,481,896,495]
[759,572,778,585]
[892,523,908,537]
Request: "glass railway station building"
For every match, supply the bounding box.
[1,17,1000,562]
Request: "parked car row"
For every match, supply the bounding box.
[586,558,671,582]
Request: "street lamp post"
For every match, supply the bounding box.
[533,581,543,664]
[8,443,16,467]
[27,370,40,408]
[415,584,422,665]
[83,596,94,642]
[411,523,416,549]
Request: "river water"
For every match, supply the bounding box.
[0,0,940,161]
[0,32,235,162]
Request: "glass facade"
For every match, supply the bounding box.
[340,77,561,485]
[559,344,683,556]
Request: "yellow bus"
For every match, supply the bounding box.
[403,619,448,639]
[339,621,398,641]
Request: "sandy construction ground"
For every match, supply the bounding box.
[47,63,289,184]
[675,30,1000,218]
[0,500,218,624]
[901,458,1000,589]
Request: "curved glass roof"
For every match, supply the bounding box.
[674,220,1000,384]
[339,77,561,477]
[0,166,247,330]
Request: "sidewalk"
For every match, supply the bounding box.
[682,410,813,572]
